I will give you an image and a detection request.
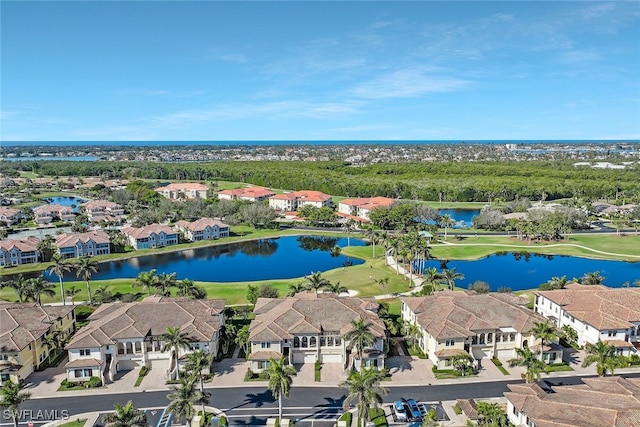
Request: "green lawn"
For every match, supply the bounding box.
[56,420,86,427]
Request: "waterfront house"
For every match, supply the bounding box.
[122,224,179,250]
[0,207,22,226]
[55,231,111,259]
[337,197,395,222]
[64,296,225,384]
[401,292,562,369]
[80,200,125,223]
[248,293,386,373]
[0,302,75,385]
[217,186,276,202]
[155,182,208,200]
[505,376,640,427]
[534,283,640,356]
[0,237,40,266]
[33,204,76,224]
[174,218,230,241]
[268,190,333,212]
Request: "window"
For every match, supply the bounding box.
[608,331,616,337]
[487,333,493,343]
[0,355,8,361]
[293,337,300,348]
[509,333,516,342]
[79,349,91,356]
[74,368,93,378]
[445,339,455,347]
[261,342,271,349]
[301,337,308,348]
[310,337,317,347]
[258,360,270,369]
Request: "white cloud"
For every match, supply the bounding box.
[558,49,602,64]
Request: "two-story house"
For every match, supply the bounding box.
[0,207,22,226]
[55,231,111,259]
[121,224,179,250]
[268,190,333,212]
[80,200,126,223]
[337,197,395,223]
[217,186,276,202]
[401,292,562,369]
[155,183,208,200]
[0,237,40,266]
[65,296,225,384]
[534,283,640,356]
[32,204,76,224]
[174,218,230,241]
[0,302,75,385]
[248,293,386,373]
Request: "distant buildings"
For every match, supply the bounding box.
[0,302,76,385]
[155,183,208,200]
[55,231,111,259]
[268,190,332,212]
[0,207,22,226]
[122,224,179,250]
[337,197,395,222]
[80,200,125,223]
[217,186,276,202]
[174,218,230,241]
[0,237,40,266]
[33,204,75,225]
[535,284,640,356]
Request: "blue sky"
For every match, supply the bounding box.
[1,1,639,141]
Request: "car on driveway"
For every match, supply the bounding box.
[406,399,422,422]
[392,400,408,421]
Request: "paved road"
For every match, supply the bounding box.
[8,374,637,427]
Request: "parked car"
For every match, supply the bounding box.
[392,400,408,421]
[406,399,422,421]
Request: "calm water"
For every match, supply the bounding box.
[41,196,87,212]
[47,236,365,282]
[416,252,640,291]
[437,209,480,228]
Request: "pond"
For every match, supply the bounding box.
[416,252,640,291]
[46,235,365,282]
[437,208,481,228]
[41,196,88,212]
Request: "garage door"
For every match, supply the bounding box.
[118,360,141,371]
[304,354,317,363]
[293,353,305,364]
[495,349,514,360]
[322,354,342,364]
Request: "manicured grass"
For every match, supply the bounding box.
[491,358,510,375]
[369,408,387,427]
[134,366,149,387]
[546,363,574,372]
[56,419,87,427]
[338,411,352,426]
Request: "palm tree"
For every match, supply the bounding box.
[344,317,376,372]
[166,378,210,427]
[441,268,465,291]
[219,319,237,356]
[132,269,158,296]
[185,349,214,415]
[324,281,348,295]
[340,368,388,427]
[374,277,389,294]
[508,347,547,383]
[161,327,191,380]
[286,281,307,297]
[65,285,81,306]
[74,256,99,305]
[423,268,442,291]
[176,278,206,299]
[580,271,606,286]
[47,253,71,306]
[266,356,297,420]
[439,214,455,240]
[103,400,149,427]
[0,381,31,427]
[42,330,66,364]
[329,246,342,258]
[25,276,56,306]
[364,227,380,258]
[403,321,422,349]
[1,274,30,302]
[582,341,621,376]
[305,271,329,294]
[156,272,177,296]
[342,219,356,247]
[93,285,113,304]
[530,321,558,360]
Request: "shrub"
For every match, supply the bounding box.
[85,376,102,388]
[314,360,322,382]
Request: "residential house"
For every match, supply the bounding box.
[505,376,640,427]
[534,283,640,356]
[55,231,111,259]
[155,183,208,200]
[0,207,22,226]
[33,204,76,224]
[122,224,179,250]
[401,292,562,369]
[64,296,225,384]
[0,237,40,266]
[174,218,230,241]
[268,190,333,212]
[80,200,125,223]
[0,302,75,385]
[337,197,395,222]
[248,293,386,373]
[217,186,276,202]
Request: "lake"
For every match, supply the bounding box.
[416,252,640,291]
[47,235,365,282]
[41,196,88,211]
[437,209,481,228]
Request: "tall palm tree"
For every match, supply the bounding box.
[161,327,191,380]
[582,341,621,376]
[132,269,158,296]
[93,285,113,304]
[65,285,81,306]
[47,253,71,306]
[0,381,31,427]
[342,219,356,247]
[439,214,455,240]
[324,281,348,295]
[286,281,307,297]
[185,349,214,415]
[103,400,149,427]
[508,347,547,383]
[25,276,56,306]
[403,321,422,349]
[156,272,177,296]
[530,321,558,360]
[176,278,206,299]
[423,268,442,291]
[219,319,237,356]
[42,330,66,364]
[305,271,329,294]
[166,378,210,427]
[266,356,297,420]
[441,268,465,291]
[580,271,606,286]
[1,274,30,302]
[74,256,99,305]
[340,368,388,427]
[344,317,376,372]
[364,227,380,258]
